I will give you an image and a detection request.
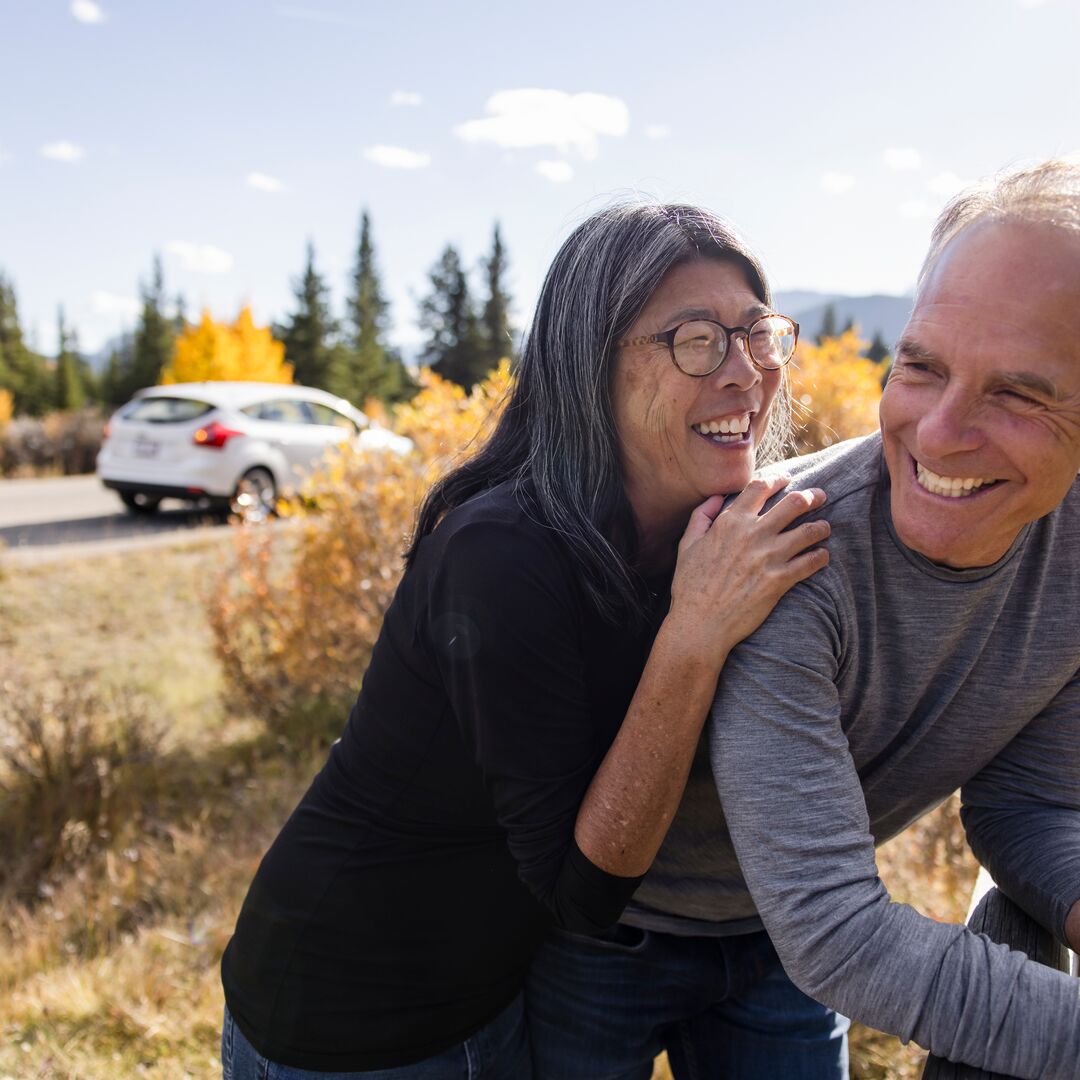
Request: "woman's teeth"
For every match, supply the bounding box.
[693,415,750,441]
[916,462,995,498]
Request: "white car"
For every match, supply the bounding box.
[96,381,413,518]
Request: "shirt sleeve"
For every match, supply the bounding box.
[708,582,1080,1080]
[961,671,1080,945]
[426,517,644,933]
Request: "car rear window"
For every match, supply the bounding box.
[123,397,215,423]
[239,399,312,424]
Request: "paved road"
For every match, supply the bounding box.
[0,474,231,561]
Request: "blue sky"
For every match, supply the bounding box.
[1,0,1077,357]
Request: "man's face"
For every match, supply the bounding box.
[880,221,1080,568]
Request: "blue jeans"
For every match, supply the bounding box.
[526,924,849,1080]
[221,994,531,1079]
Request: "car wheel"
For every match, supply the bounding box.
[230,467,277,522]
[119,491,163,515]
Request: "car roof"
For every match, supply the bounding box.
[134,382,360,412]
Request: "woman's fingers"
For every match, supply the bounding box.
[782,544,831,584]
[725,473,791,516]
[776,518,831,560]
[677,494,727,551]
[759,486,827,531]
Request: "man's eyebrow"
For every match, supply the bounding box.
[997,370,1062,401]
[895,337,938,363]
[897,337,1062,400]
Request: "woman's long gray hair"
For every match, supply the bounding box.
[407,201,791,623]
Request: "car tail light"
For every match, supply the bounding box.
[193,421,245,449]
[103,421,111,440]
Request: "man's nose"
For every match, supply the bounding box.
[916,391,984,458]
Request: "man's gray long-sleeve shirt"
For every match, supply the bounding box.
[624,434,1080,1079]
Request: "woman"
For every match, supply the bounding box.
[220,202,827,1078]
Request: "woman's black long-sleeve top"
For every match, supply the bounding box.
[221,482,670,1071]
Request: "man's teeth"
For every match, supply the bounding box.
[693,416,750,440]
[916,462,994,498]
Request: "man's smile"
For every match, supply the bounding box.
[914,460,1002,499]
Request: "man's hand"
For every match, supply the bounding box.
[1066,898,1080,954]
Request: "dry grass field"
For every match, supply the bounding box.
[0,536,977,1079]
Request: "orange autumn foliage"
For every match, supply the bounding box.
[209,362,513,731]
[788,329,890,454]
[161,306,293,385]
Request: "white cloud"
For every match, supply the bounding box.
[899,199,935,219]
[644,124,670,140]
[883,147,923,171]
[454,89,629,159]
[91,291,140,318]
[71,0,106,23]
[247,171,284,193]
[535,160,573,183]
[926,170,970,198]
[166,242,234,274]
[363,144,431,169]
[390,90,422,107]
[820,171,855,195]
[41,140,86,163]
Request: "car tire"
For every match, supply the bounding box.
[230,467,277,522]
[119,491,163,515]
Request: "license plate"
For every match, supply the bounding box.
[134,435,160,459]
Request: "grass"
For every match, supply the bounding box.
[0,539,978,1079]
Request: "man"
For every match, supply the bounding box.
[529,158,1080,1079]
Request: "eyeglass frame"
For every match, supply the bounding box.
[617,314,800,377]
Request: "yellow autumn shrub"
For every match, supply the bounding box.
[161,306,293,385]
[209,362,512,735]
[789,329,889,454]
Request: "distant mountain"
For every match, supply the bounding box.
[775,290,913,351]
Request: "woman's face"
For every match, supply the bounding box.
[611,257,781,539]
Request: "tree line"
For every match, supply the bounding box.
[0,210,516,417]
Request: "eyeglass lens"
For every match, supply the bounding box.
[672,316,796,375]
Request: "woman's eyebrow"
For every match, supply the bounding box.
[662,303,773,327]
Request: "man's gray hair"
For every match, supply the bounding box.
[919,156,1080,293]
[409,200,790,622]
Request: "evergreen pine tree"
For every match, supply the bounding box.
[54,306,85,410]
[101,334,135,406]
[123,255,174,396]
[335,210,410,404]
[0,271,52,415]
[479,222,515,371]
[816,303,839,344]
[866,330,890,365]
[173,293,188,335]
[276,241,338,389]
[419,244,486,389]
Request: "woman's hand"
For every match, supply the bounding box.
[575,476,829,877]
[666,476,830,668]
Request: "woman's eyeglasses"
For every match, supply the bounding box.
[618,314,799,377]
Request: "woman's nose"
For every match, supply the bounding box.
[713,334,761,389]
